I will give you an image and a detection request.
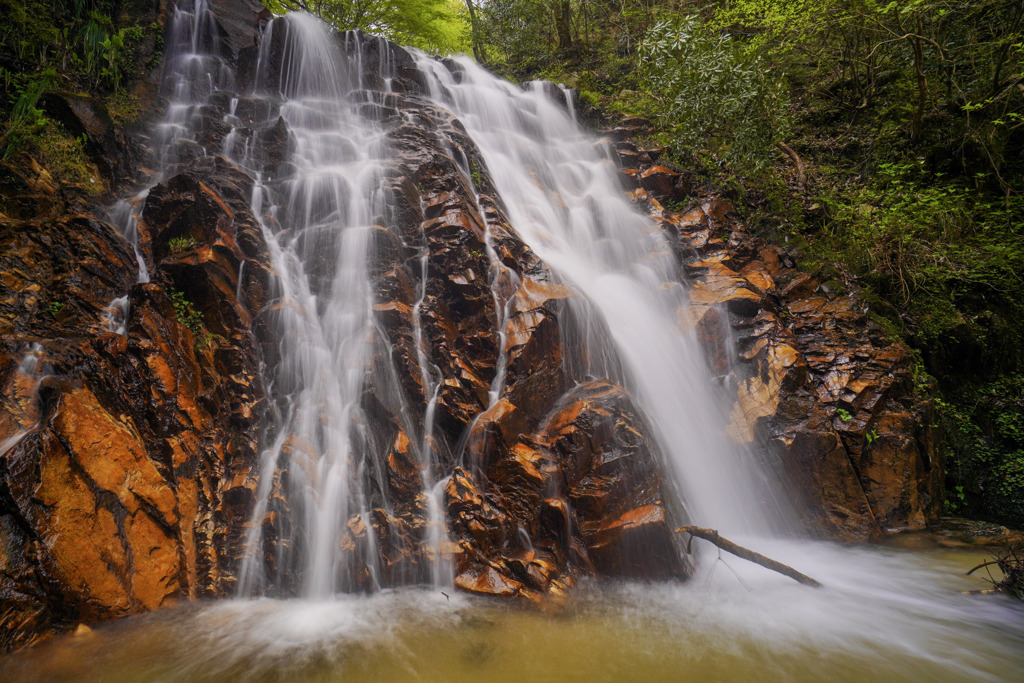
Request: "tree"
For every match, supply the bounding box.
[639,14,789,172]
[262,0,470,54]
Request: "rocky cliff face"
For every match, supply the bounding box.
[228,36,691,602]
[0,1,272,650]
[0,146,270,650]
[612,125,942,538]
[0,0,939,652]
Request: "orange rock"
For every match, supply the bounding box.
[51,386,177,527]
[455,564,524,596]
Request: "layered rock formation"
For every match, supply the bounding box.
[611,128,942,538]
[0,0,938,653]
[0,153,270,650]
[224,50,690,602]
[0,1,273,649]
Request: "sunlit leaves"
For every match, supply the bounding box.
[264,0,470,54]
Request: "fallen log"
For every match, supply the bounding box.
[676,526,822,588]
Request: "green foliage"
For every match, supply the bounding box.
[480,0,558,72]
[0,66,53,159]
[835,407,852,422]
[638,15,789,174]
[468,157,482,187]
[263,0,470,54]
[170,289,205,336]
[800,161,1024,369]
[943,484,966,515]
[47,301,65,316]
[0,1,154,158]
[941,375,1024,528]
[713,0,1024,184]
[168,235,198,253]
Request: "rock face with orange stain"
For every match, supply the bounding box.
[232,94,692,600]
[0,149,270,650]
[0,10,689,646]
[608,127,941,539]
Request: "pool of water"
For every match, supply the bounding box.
[6,540,1023,682]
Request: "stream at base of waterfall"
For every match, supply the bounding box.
[3,542,1023,682]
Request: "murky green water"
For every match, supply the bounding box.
[5,540,1023,682]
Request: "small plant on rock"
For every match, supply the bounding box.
[168,235,197,253]
[169,289,203,335]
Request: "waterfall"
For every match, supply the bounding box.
[6,6,1024,680]
[152,5,784,598]
[233,14,454,596]
[103,0,238,330]
[409,55,789,536]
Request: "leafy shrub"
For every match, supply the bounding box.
[638,15,789,173]
[942,374,1024,528]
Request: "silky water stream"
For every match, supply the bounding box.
[3,7,1023,681]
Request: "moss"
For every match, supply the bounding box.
[106,88,144,127]
[31,120,106,197]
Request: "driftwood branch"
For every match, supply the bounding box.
[677,526,822,588]
[966,558,1004,576]
[777,142,807,191]
[963,544,1023,598]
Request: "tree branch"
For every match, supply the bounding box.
[677,526,822,587]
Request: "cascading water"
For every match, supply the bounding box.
[102,0,238,332]
[230,13,454,596]
[409,54,786,536]
[0,344,50,458]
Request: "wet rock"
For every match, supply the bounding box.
[612,133,941,540]
[638,165,680,200]
[208,0,269,58]
[0,147,269,649]
[40,93,142,194]
[445,379,691,600]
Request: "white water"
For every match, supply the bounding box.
[233,13,455,596]
[4,543,1023,681]
[0,344,50,457]
[103,0,235,332]
[409,54,783,535]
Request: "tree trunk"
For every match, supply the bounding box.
[464,0,488,63]
[677,526,822,587]
[556,0,572,53]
